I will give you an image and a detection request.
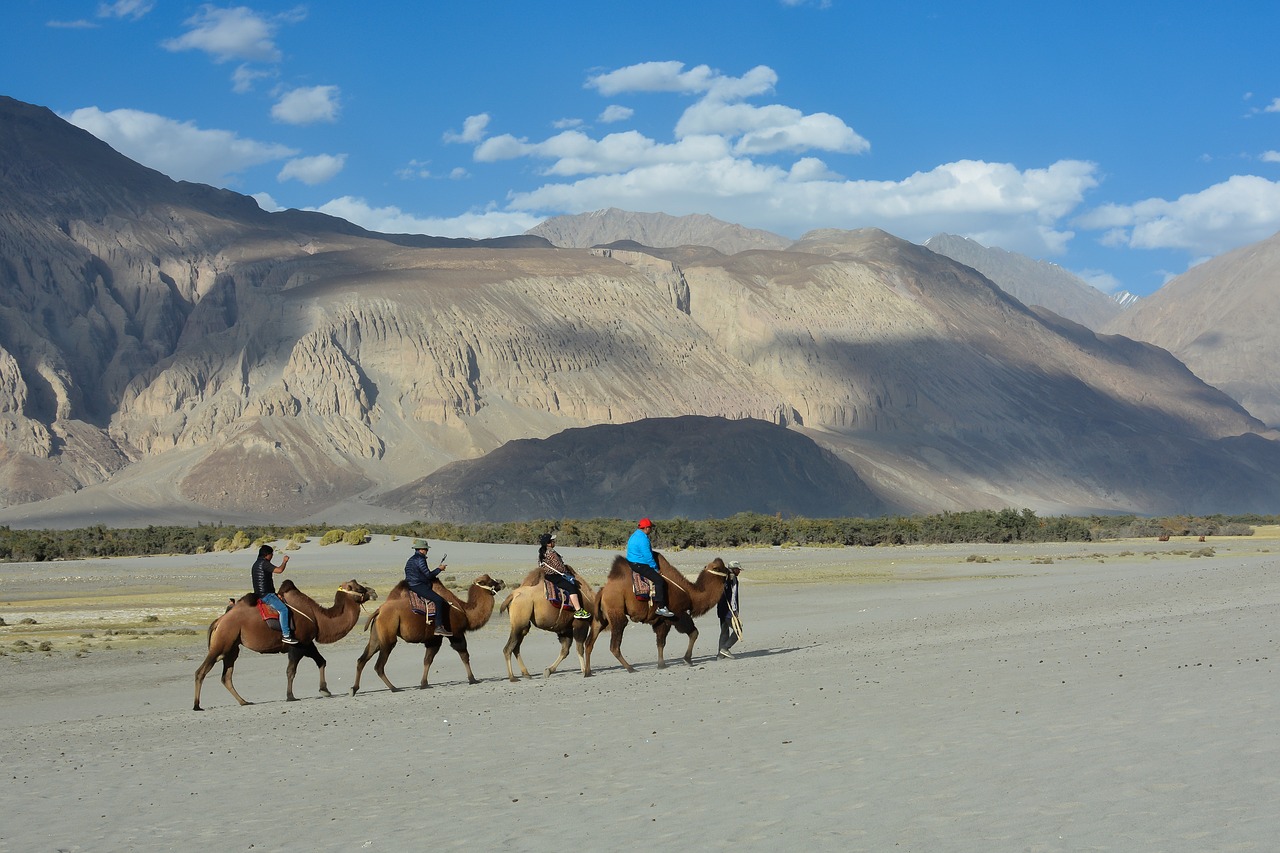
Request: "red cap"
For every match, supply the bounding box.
[638,517,652,529]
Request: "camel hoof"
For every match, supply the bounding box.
[319,688,332,697]
[542,669,554,679]
[286,696,298,702]
[193,704,204,711]
[349,688,359,697]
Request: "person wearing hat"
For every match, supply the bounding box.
[626,517,675,618]
[717,560,743,659]
[404,538,452,636]
[537,533,589,620]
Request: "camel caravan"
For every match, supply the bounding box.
[192,521,740,710]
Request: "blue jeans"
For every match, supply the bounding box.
[261,592,292,637]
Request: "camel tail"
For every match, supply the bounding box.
[363,610,378,633]
[499,592,514,614]
[593,592,609,630]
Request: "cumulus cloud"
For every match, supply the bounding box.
[1076,175,1280,256]
[314,196,540,239]
[504,157,1098,256]
[251,191,282,211]
[1073,268,1123,294]
[64,106,296,185]
[1262,151,1280,163]
[162,5,301,64]
[232,64,272,94]
[1266,98,1280,113]
[600,105,634,123]
[444,114,490,144]
[278,153,346,185]
[271,85,341,124]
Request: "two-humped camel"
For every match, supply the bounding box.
[350,573,505,694]
[585,552,729,674]
[193,579,377,710]
[499,565,600,681]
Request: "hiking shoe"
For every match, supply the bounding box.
[281,635,299,645]
[655,607,676,618]
[718,648,734,659]
[434,628,453,637]
[573,609,591,620]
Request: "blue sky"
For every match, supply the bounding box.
[6,1,1280,297]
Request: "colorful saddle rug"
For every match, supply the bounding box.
[631,571,653,602]
[408,589,437,618]
[542,578,575,610]
[255,600,281,631]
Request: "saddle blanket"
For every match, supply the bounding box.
[408,589,436,618]
[256,600,281,631]
[631,571,653,602]
[543,578,575,610]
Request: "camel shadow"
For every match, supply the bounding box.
[716,644,812,661]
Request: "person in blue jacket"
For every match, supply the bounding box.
[405,538,452,636]
[626,518,675,618]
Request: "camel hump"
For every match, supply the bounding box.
[278,578,298,594]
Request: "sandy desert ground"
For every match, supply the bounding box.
[3,532,1280,851]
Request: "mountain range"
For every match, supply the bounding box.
[3,94,1280,526]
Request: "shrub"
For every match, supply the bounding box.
[320,529,346,546]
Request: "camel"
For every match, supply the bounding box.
[193,578,378,711]
[350,573,506,694]
[499,565,601,681]
[585,552,730,674]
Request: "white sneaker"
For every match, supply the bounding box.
[718,648,734,659]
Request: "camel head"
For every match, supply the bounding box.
[339,579,378,603]
[473,574,506,594]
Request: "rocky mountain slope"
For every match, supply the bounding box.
[924,233,1125,329]
[3,94,1280,524]
[1104,230,1280,428]
[382,415,886,521]
[527,208,791,254]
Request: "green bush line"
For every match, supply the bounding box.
[0,510,1267,563]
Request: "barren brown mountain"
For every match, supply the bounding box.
[1104,230,1280,429]
[4,94,1280,523]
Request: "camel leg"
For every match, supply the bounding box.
[373,638,400,693]
[420,637,444,688]
[503,624,532,682]
[219,645,252,706]
[351,638,376,696]
[681,622,699,666]
[193,648,223,711]
[544,635,573,678]
[654,622,673,669]
[609,622,636,673]
[287,643,327,701]
[452,637,480,685]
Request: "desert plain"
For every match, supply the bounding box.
[2,531,1280,851]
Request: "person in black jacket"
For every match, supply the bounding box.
[538,533,589,620]
[405,538,452,636]
[251,544,297,644]
[717,560,742,658]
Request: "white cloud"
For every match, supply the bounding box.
[232,64,272,94]
[314,196,540,239]
[1073,268,1123,294]
[271,85,341,125]
[1076,174,1280,256]
[162,6,295,64]
[278,153,346,185]
[587,61,717,96]
[553,117,585,130]
[600,105,634,123]
[98,0,153,19]
[677,100,868,154]
[444,114,490,144]
[396,159,432,180]
[64,106,296,185]
[449,167,469,179]
[788,157,841,182]
[46,19,97,29]
[1262,151,1280,163]
[251,191,282,211]
[475,130,732,177]
[1266,98,1280,113]
[504,157,1098,256]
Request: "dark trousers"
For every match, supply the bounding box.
[410,584,450,632]
[628,561,668,608]
[545,571,579,597]
[719,617,739,652]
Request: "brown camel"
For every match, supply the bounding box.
[350,573,506,694]
[499,565,601,681]
[585,552,730,674]
[193,578,378,711]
